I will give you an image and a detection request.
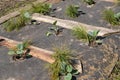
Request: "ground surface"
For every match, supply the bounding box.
[0,0,37,17]
[0,46,49,80]
[0,0,120,80]
[51,0,120,28]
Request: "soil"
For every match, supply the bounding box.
[0,0,37,17]
[0,0,120,80]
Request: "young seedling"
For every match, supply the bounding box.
[8,41,31,60]
[72,26,102,46]
[46,21,63,36]
[87,30,101,46]
[3,11,30,32]
[103,9,120,26]
[49,47,79,80]
[65,5,79,18]
[22,10,41,25]
[83,0,95,5]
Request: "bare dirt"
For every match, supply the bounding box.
[0,0,37,17]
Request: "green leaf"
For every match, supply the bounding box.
[49,4,52,8]
[53,21,57,25]
[93,30,100,37]
[96,39,103,44]
[60,62,67,74]
[8,50,15,55]
[61,62,66,70]
[24,12,30,18]
[46,31,52,36]
[33,22,37,25]
[16,50,23,55]
[88,31,93,36]
[88,30,99,37]
[74,5,79,8]
[17,44,24,50]
[114,12,120,19]
[64,73,72,80]
[49,27,57,30]
[66,65,73,73]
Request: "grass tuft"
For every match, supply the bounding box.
[65,5,79,18]
[3,11,30,32]
[49,47,72,80]
[72,26,100,46]
[83,0,95,5]
[103,9,120,26]
[72,26,88,42]
[30,3,52,15]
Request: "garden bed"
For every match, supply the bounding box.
[0,0,120,80]
[0,22,120,80]
[0,0,39,17]
[50,0,120,28]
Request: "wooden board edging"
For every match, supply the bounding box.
[0,36,54,63]
[32,13,120,36]
[102,0,116,2]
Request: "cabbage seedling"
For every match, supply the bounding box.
[72,27,101,46]
[46,21,63,36]
[8,41,31,60]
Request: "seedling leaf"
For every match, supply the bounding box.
[46,31,52,36]
[64,73,72,80]
[66,65,73,73]
[49,4,52,9]
[96,39,103,44]
[8,50,15,55]
[24,12,31,18]
[53,21,57,25]
[93,30,100,37]
[17,44,24,50]
[114,12,120,18]
[16,50,23,55]
[88,30,100,37]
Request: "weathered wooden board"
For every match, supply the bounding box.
[32,13,120,36]
[0,36,54,63]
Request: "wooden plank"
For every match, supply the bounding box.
[0,12,20,24]
[32,13,120,36]
[102,0,116,2]
[0,36,54,63]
